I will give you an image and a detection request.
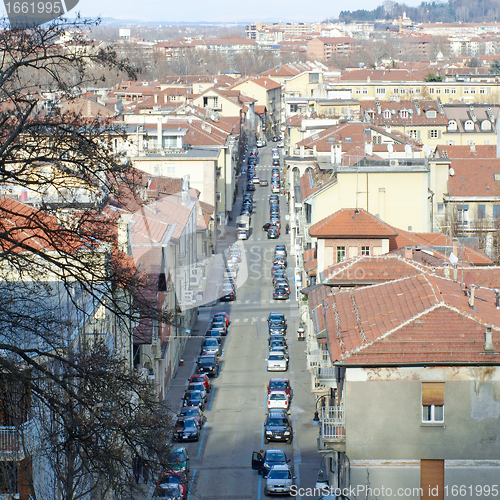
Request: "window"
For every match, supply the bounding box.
[484,139,491,145]
[458,204,469,225]
[435,88,441,94]
[437,203,444,216]
[361,246,370,256]
[447,120,457,131]
[422,382,444,423]
[356,88,361,95]
[470,88,476,94]
[494,205,500,219]
[464,88,469,94]
[429,129,440,138]
[478,204,485,219]
[480,88,485,94]
[372,135,382,145]
[400,110,409,118]
[451,88,456,94]
[376,88,386,95]
[428,87,435,94]
[167,163,175,174]
[363,88,368,95]
[409,129,418,140]
[337,246,346,262]
[426,110,437,119]
[383,110,391,119]
[216,191,221,202]
[444,88,450,94]
[309,73,319,83]
[393,88,399,94]
[290,104,298,113]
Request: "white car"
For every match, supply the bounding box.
[267,352,288,371]
[267,390,290,410]
[269,345,289,361]
[265,464,295,495]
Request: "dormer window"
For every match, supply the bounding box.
[481,120,492,131]
[447,120,457,132]
[464,120,475,132]
[383,110,391,119]
[426,110,437,119]
[400,110,409,118]
[367,111,375,119]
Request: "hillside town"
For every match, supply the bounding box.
[0,14,500,500]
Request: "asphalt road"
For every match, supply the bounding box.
[161,144,323,500]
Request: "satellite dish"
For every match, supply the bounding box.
[405,144,412,155]
[449,167,455,176]
[387,144,393,153]
[423,144,431,156]
[449,252,459,265]
[210,114,216,121]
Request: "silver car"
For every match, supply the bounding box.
[265,464,295,495]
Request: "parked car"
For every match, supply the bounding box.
[251,449,289,477]
[201,338,222,357]
[170,447,190,474]
[271,184,280,194]
[273,287,289,300]
[265,464,295,496]
[267,390,290,409]
[266,352,288,372]
[260,178,269,186]
[189,373,211,393]
[269,339,288,353]
[274,244,287,257]
[274,280,290,294]
[220,284,236,301]
[268,312,287,327]
[267,378,291,398]
[182,390,205,410]
[204,330,222,342]
[196,355,220,377]
[155,471,188,500]
[256,140,264,147]
[268,226,280,239]
[153,482,183,499]
[268,321,286,336]
[178,406,206,428]
[186,383,207,402]
[210,320,227,336]
[246,182,256,192]
[269,194,279,205]
[213,312,230,327]
[264,409,293,444]
[269,344,289,361]
[173,417,200,442]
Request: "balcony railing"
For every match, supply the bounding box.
[0,419,37,460]
[318,406,345,452]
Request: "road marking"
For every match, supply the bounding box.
[251,317,257,325]
[234,319,240,323]
[187,469,197,500]
[245,300,250,304]
[243,318,249,323]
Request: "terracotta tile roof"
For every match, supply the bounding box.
[435,144,497,159]
[0,196,83,254]
[251,77,282,91]
[309,208,398,238]
[324,273,500,365]
[340,68,429,83]
[303,247,317,275]
[433,266,500,288]
[447,159,500,198]
[390,228,492,265]
[323,255,430,284]
[361,99,448,126]
[299,167,337,200]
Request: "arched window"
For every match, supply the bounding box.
[447,120,457,132]
[464,120,475,132]
[481,120,492,131]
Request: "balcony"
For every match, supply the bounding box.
[318,406,345,452]
[0,419,37,461]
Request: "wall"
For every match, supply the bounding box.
[312,170,430,232]
[345,366,500,460]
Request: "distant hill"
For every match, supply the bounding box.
[336,0,500,24]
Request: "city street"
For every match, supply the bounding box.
[153,144,323,500]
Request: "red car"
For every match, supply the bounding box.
[212,312,230,327]
[189,374,211,393]
[155,471,188,499]
[267,378,292,399]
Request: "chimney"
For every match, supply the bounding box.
[469,284,476,309]
[182,174,190,206]
[157,118,162,150]
[414,248,422,263]
[485,325,494,353]
[443,263,450,279]
[154,94,158,104]
[404,247,413,260]
[452,239,459,259]
[452,265,458,282]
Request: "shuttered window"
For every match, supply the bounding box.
[420,459,444,500]
[422,383,444,422]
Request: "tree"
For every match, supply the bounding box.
[489,59,500,74]
[424,72,444,82]
[0,18,174,500]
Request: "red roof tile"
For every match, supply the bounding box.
[309,208,398,238]
[447,159,500,198]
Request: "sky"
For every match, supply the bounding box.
[54,0,424,24]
